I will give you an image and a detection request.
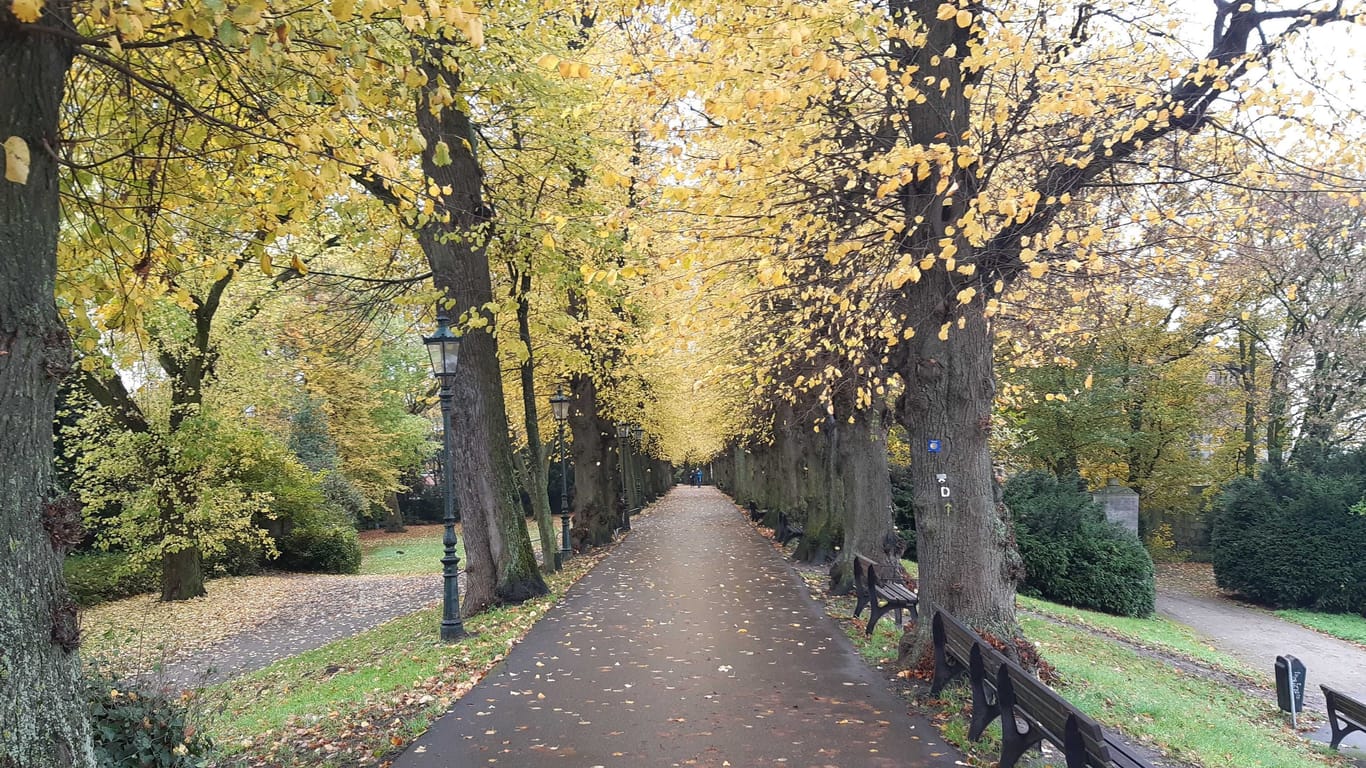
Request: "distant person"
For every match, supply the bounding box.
[692,469,702,487]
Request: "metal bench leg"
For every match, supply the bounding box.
[866,603,884,635]
[893,606,903,627]
[967,645,1000,741]
[1329,713,1364,750]
[930,614,964,695]
[996,667,1044,768]
[853,589,868,619]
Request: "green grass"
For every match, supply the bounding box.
[817,562,1336,768]
[202,549,599,766]
[1025,616,1338,768]
[358,532,460,576]
[1276,608,1366,648]
[1017,593,1255,677]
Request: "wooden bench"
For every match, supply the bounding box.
[852,554,918,635]
[775,511,803,546]
[747,501,765,523]
[1323,685,1366,749]
[930,610,1154,768]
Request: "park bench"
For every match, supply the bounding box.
[774,511,803,546]
[747,501,766,523]
[1323,685,1366,749]
[930,610,1154,768]
[851,553,918,635]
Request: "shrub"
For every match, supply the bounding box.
[1145,523,1188,564]
[64,552,156,606]
[1007,471,1155,617]
[890,464,917,560]
[87,669,213,767]
[1211,467,1366,613]
[277,523,361,574]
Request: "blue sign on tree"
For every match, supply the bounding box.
[927,439,942,453]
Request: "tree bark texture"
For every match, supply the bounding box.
[415,50,544,611]
[569,373,619,547]
[828,407,898,594]
[511,267,558,572]
[0,13,97,766]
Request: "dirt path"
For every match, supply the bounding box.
[1156,564,1366,756]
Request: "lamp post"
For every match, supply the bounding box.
[549,386,572,569]
[615,422,632,531]
[423,313,465,642]
[631,426,645,506]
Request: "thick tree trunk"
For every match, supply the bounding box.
[894,278,1022,663]
[792,417,840,564]
[160,546,205,602]
[0,15,97,767]
[569,374,618,547]
[414,52,544,612]
[383,492,406,533]
[828,408,897,594]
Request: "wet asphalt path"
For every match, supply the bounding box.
[394,486,963,768]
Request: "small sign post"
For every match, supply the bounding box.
[1275,655,1306,728]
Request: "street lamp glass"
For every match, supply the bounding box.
[550,387,571,422]
[424,314,462,379]
[616,423,631,438]
[632,426,644,441]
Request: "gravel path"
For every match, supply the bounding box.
[146,572,442,690]
[1157,565,1366,757]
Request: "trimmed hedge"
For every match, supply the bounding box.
[1211,467,1366,613]
[1006,471,1156,617]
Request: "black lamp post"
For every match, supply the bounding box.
[424,313,465,642]
[631,426,645,506]
[615,422,632,531]
[549,386,571,568]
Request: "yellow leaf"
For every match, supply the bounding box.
[1084,374,1094,390]
[260,252,274,276]
[542,232,556,250]
[956,9,972,27]
[10,0,42,22]
[935,3,956,20]
[3,136,30,184]
[1286,284,1298,301]
[291,254,308,274]
[536,54,559,70]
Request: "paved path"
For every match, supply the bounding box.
[395,487,962,768]
[1157,569,1366,756]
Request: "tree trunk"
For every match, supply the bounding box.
[0,15,97,766]
[160,546,205,602]
[569,373,618,547]
[511,267,558,572]
[828,408,897,594]
[383,492,406,533]
[893,277,1022,663]
[414,51,544,612]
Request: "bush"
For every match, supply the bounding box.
[890,465,917,560]
[277,523,361,574]
[87,669,213,767]
[1211,467,1366,613]
[64,552,156,606]
[1007,471,1155,617]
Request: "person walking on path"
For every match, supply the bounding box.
[393,486,962,768]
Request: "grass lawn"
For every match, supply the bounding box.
[202,546,604,767]
[1275,608,1366,648]
[358,524,461,576]
[358,521,545,576]
[811,565,1339,768]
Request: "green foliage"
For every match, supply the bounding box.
[1144,522,1188,564]
[1006,471,1156,617]
[1211,464,1366,613]
[69,409,280,577]
[320,470,368,524]
[277,522,361,574]
[64,552,156,606]
[889,464,917,559]
[87,669,213,767]
[287,397,339,472]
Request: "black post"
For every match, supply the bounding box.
[438,385,465,641]
[558,417,570,566]
[617,430,631,531]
